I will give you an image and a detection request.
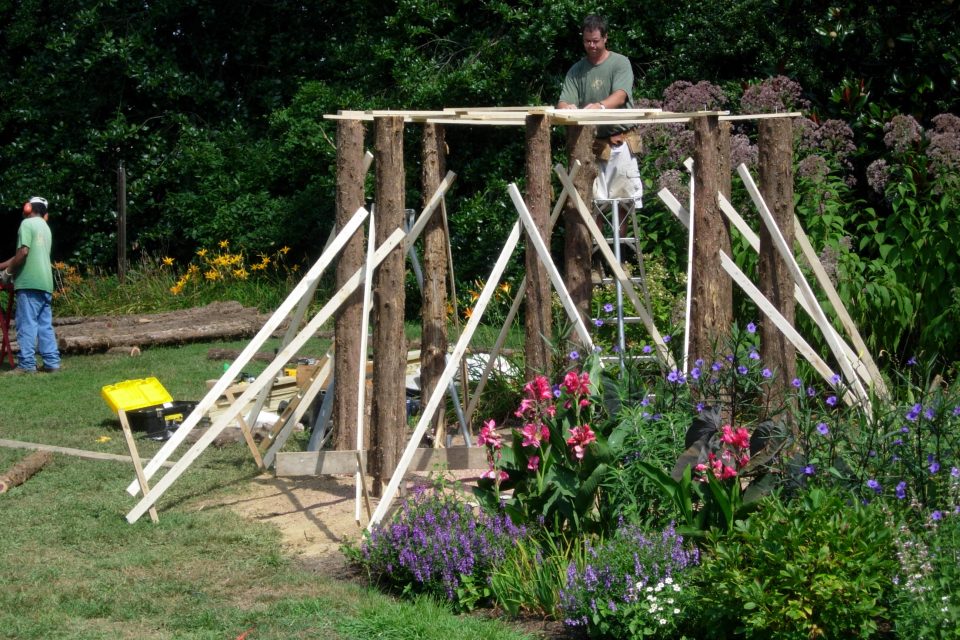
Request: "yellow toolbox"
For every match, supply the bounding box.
[101,377,174,414]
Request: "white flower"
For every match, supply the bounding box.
[673,608,681,614]
[664,576,674,585]
[672,584,681,592]
[667,598,674,604]
[659,618,667,625]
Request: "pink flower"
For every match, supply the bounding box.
[524,375,553,401]
[527,455,540,471]
[481,468,509,481]
[520,422,544,448]
[562,370,591,396]
[719,465,738,481]
[540,424,550,440]
[514,398,536,418]
[566,424,597,460]
[478,419,503,449]
[544,405,557,418]
[720,424,751,450]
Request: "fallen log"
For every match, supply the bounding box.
[0,450,53,493]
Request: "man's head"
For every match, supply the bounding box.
[23,196,47,218]
[581,15,608,64]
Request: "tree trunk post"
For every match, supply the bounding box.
[524,113,553,378]
[370,116,407,496]
[758,118,797,423]
[563,124,597,334]
[420,123,449,445]
[333,119,366,453]
[689,115,733,367]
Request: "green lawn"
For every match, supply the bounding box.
[0,339,532,640]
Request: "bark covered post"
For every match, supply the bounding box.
[370,116,407,495]
[333,119,366,452]
[757,118,797,421]
[524,113,553,378]
[420,123,449,445]
[689,115,733,366]
[563,124,597,332]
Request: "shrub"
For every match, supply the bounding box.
[891,512,960,638]
[354,484,526,610]
[559,522,700,639]
[695,487,896,639]
[489,532,585,618]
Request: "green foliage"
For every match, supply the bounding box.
[474,353,627,537]
[559,523,700,639]
[696,487,896,639]
[489,532,584,618]
[891,515,960,639]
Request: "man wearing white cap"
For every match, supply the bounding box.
[1,197,61,374]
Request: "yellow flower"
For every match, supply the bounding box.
[290,264,299,272]
[162,256,174,266]
[464,307,473,319]
[278,246,290,255]
[187,264,200,275]
[233,268,249,280]
[219,239,230,249]
[258,255,272,266]
[468,289,480,302]
[204,269,220,281]
[499,282,511,295]
[197,248,208,257]
[170,284,183,295]
[53,261,68,270]
[250,263,266,272]
[96,435,111,443]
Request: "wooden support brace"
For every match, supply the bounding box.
[276,447,490,476]
[118,411,159,523]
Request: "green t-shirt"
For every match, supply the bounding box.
[15,216,54,293]
[559,51,634,136]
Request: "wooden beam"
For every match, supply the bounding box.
[275,447,489,477]
[0,438,174,467]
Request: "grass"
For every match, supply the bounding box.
[0,338,534,640]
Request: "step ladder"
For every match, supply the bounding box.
[591,197,657,369]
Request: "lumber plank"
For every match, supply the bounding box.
[275,447,489,476]
[0,450,53,494]
[0,438,174,467]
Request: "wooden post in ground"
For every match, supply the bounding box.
[524,113,553,378]
[370,116,407,496]
[334,119,367,453]
[563,124,597,332]
[689,115,733,367]
[757,118,797,422]
[420,123,450,445]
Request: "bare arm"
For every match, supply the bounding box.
[0,246,29,272]
[558,89,628,111]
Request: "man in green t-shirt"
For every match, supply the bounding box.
[1,197,61,374]
[558,14,643,204]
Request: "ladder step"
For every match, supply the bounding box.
[602,237,638,244]
[595,276,645,285]
[622,316,646,324]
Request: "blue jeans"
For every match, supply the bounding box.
[15,289,60,370]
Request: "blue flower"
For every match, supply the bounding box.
[803,465,815,476]
[866,479,881,493]
[746,322,757,333]
[895,481,907,499]
[906,403,922,421]
[907,356,917,366]
[696,402,704,413]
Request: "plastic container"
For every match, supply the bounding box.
[127,401,198,438]
[101,377,174,414]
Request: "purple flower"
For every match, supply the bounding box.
[593,318,604,327]
[749,350,760,360]
[740,76,809,113]
[603,303,614,313]
[830,373,841,385]
[930,461,941,474]
[696,402,704,413]
[663,80,728,112]
[663,335,672,343]
[803,465,816,476]
[931,510,943,521]
[866,159,890,194]
[737,365,748,375]
[866,479,881,494]
[807,386,816,398]
[953,406,960,417]
[883,115,922,153]
[711,361,723,372]
[667,370,680,383]
[569,350,579,361]
[952,467,959,478]
[791,377,802,388]
[762,368,772,379]
[924,407,935,420]
[816,422,829,436]
[906,404,922,421]
[642,345,652,354]
[895,481,907,500]
[906,356,918,366]
[826,395,838,407]
[746,322,757,333]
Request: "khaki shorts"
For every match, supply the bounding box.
[593,128,642,161]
